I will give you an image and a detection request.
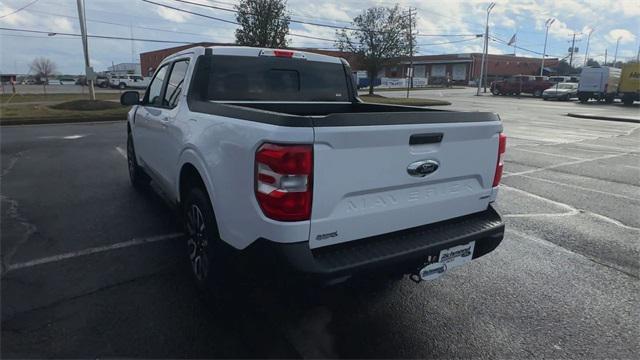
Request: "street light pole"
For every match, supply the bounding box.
[583,28,594,67]
[613,36,622,66]
[76,0,95,100]
[540,18,555,76]
[476,2,495,96]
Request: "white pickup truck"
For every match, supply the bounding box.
[121,46,506,290]
[110,74,151,89]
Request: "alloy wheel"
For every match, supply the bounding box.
[186,204,209,282]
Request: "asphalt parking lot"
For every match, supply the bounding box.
[1,90,639,358]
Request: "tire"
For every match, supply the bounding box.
[604,95,615,104]
[579,96,589,104]
[622,96,634,106]
[127,132,150,190]
[119,82,126,89]
[534,90,542,97]
[491,88,500,95]
[542,97,548,101]
[182,186,230,293]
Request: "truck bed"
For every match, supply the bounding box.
[187,99,499,126]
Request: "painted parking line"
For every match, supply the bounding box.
[514,174,640,202]
[5,233,183,273]
[115,146,127,159]
[509,147,585,160]
[500,185,640,231]
[503,152,633,178]
[506,229,637,279]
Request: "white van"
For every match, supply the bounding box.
[577,66,621,103]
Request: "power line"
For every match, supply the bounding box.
[0,0,39,19]
[25,8,214,38]
[165,0,480,37]
[416,33,481,37]
[0,26,204,44]
[490,35,562,58]
[141,0,337,42]
[417,37,479,46]
[141,0,238,25]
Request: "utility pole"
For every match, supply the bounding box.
[636,41,639,62]
[76,0,95,100]
[613,36,621,66]
[583,28,594,67]
[477,2,495,96]
[568,32,577,68]
[540,18,555,76]
[604,48,608,65]
[405,7,415,99]
[130,23,135,63]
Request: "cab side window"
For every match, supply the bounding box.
[163,60,190,108]
[145,64,169,106]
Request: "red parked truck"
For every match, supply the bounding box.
[491,75,555,97]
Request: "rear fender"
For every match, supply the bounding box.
[176,148,221,222]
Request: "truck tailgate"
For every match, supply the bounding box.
[309,113,502,249]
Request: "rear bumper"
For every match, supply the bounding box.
[250,205,504,280]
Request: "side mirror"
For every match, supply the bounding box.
[121,91,140,106]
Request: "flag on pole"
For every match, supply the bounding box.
[507,33,517,46]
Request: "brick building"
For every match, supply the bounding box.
[139,42,363,76]
[383,53,560,85]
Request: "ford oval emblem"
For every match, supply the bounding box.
[407,160,439,177]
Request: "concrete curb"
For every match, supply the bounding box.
[566,113,640,124]
[1,116,125,126]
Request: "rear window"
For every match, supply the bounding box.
[199,55,350,102]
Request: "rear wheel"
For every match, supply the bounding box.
[119,82,126,89]
[604,95,615,104]
[491,88,500,95]
[127,132,150,190]
[183,186,230,293]
[579,95,589,103]
[622,95,635,106]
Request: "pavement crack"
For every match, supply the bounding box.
[0,266,180,323]
[1,195,38,276]
[1,151,24,177]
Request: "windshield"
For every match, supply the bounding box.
[197,55,351,102]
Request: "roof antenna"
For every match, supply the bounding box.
[204,48,213,56]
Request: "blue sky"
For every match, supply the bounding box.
[1,0,638,74]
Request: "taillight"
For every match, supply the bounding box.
[255,143,313,221]
[493,133,507,187]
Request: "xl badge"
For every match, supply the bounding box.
[407,160,439,177]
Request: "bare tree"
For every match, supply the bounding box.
[29,57,57,95]
[235,0,290,48]
[336,5,415,95]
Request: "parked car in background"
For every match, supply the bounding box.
[58,78,76,85]
[110,74,151,89]
[21,78,36,85]
[617,63,639,106]
[491,75,555,97]
[96,75,110,88]
[542,82,578,101]
[577,66,621,103]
